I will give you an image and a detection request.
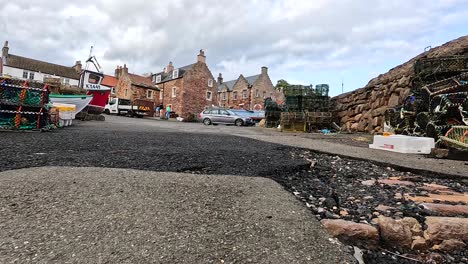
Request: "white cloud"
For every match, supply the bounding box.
[0,0,466,90]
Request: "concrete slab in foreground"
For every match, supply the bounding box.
[0,167,353,264]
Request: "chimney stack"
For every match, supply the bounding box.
[73,60,82,73]
[166,61,174,73]
[261,66,268,75]
[2,41,9,58]
[217,73,223,84]
[197,49,206,64]
[123,64,128,75]
[115,65,121,77]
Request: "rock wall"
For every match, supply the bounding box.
[333,36,468,133]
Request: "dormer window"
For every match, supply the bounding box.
[172,69,179,79]
[155,75,161,83]
[208,79,213,87]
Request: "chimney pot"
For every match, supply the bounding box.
[2,40,9,58]
[73,60,82,73]
[261,66,268,75]
[217,73,223,84]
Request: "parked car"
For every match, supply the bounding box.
[230,109,265,123]
[198,109,254,126]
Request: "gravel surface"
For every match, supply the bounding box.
[282,150,467,263]
[0,167,354,264]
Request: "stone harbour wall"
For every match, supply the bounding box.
[332,35,468,133]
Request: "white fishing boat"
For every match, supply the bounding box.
[49,94,93,114]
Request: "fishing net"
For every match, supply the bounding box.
[439,126,468,150]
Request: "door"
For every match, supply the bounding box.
[108,98,118,114]
[210,109,221,123]
[219,110,236,124]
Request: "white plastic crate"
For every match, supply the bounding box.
[53,103,76,127]
[369,135,435,154]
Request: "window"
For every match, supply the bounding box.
[233,91,238,100]
[172,69,179,79]
[120,99,131,105]
[159,90,163,99]
[220,110,229,115]
[29,72,35,80]
[111,87,115,94]
[263,91,266,98]
[147,90,154,99]
[222,92,227,101]
[124,89,128,97]
[208,79,213,87]
[155,75,161,83]
[206,91,212,101]
[172,87,177,97]
[22,71,28,79]
[256,89,260,98]
[242,90,247,99]
[62,78,70,85]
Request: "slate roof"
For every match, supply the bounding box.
[217,74,261,92]
[245,74,261,86]
[5,54,80,80]
[152,63,196,84]
[129,73,159,90]
[217,79,238,92]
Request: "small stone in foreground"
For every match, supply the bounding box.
[420,203,468,217]
[424,217,468,243]
[321,219,379,248]
[432,239,466,252]
[375,216,412,249]
[411,236,427,251]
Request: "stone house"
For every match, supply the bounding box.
[217,67,282,110]
[114,64,160,110]
[1,41,81,85]
[151,50,218,118]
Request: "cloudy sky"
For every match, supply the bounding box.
[1,0,467,95]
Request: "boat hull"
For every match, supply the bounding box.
[86,90,111,114]
[49,94,93,114]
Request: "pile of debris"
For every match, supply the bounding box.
[264,84,333,132]
[333,36,468,134]
[0,78,51,130]
[276,149,467,263]
[385,56,468,153]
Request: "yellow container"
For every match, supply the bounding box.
[52,103,76,127]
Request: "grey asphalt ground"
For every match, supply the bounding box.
[1,115,464,264]
[142,116,467,178]
[0,167,354,264]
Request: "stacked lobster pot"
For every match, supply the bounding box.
[0,78,50,130]
[385,56,468,152]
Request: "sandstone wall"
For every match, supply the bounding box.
[332,36,468,133]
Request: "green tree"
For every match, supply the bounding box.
[275,79,289,90]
